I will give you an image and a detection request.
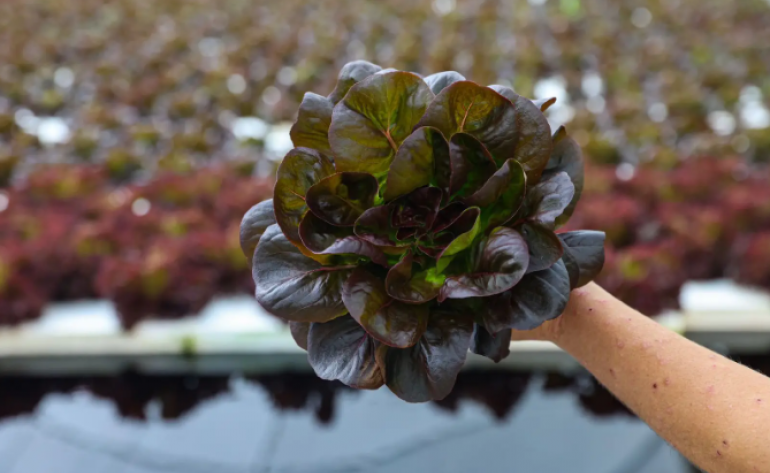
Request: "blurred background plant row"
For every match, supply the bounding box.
[1,0,770,326]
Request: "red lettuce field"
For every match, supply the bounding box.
[2,155,769,326]
[1,0,770,326]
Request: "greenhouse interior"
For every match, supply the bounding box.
[1,0,770,471]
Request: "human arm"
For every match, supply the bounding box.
[513,282,770,473]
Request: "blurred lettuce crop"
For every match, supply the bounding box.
[1,0,770,178]
[1,0,770,325]
[0,164,272,327]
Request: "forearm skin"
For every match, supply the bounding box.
[530,283,770,473]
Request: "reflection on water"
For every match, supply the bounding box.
[6,355,770,425]
[4,350,767,472]
[0,372,230,422]
[544,373,633,418]
[0,370,631,425]
[3,354,768,422]
[0,368,702,473]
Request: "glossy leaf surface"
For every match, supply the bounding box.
[470,324,511,363]
[289,92,334,156]
[254,225,352,322]
[431,202,467,234]
[289,321,310,350]
[308,315,384,389]
[328,60,382,104]
[329,71,434,175]
[384,127,449,201]
[544,127,585,227]
[305,172,378,226]
[299,212,387,266]
[354,205,400,246]
[520,222,563,273]
[523,171,575,229]
[465,158,526,229]
[488,84,516,101]
[439,226,528,301]
[504,91,553,178]
[482,259,570,332]
[417,81,552,177]
[416,81,518,161]
[342,268,428,348]
[385,251,444,303]
[390,186,442,231]
[379,311,472,402]
[240,199,275,260]
[448,133,497,198]
[274,148,335,245]
[490,84,556,113]
[423,71,466,94]
[435,207,481,272]
[559,230,606,288]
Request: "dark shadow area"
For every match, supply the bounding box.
[0,368,648,424]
